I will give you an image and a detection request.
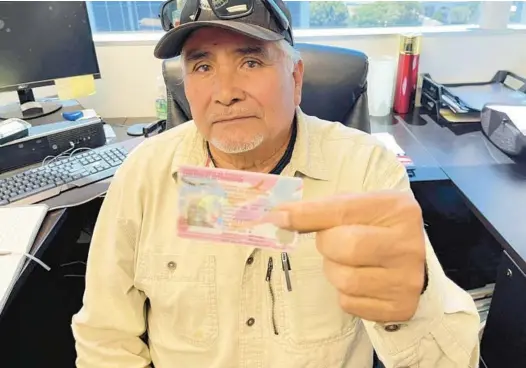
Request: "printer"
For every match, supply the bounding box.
[481,104,526,157]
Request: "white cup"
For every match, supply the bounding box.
[367,56,397,117]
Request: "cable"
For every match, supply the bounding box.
[0,250,51,271]
[41,144,94,169]
[60,261,87,279]
[42,141,76,167]
[68,147,93,157]
[60,261,86,267]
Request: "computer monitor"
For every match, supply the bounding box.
[0,1,100,120]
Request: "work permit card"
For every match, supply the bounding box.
[177,165,303,250]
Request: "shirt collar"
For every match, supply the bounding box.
[170,107,330,181]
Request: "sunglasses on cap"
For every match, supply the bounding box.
[159,0,290,33]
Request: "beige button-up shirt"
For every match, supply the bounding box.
[72,109,480,368]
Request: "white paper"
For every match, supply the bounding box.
[488,105,526,133]
[372,132,405,156]
[0,205,48,314]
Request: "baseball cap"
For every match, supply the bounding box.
[154,0,294,59]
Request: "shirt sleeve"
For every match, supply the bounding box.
[361,145,480,368]
[71,150,152,368]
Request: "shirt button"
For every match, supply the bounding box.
[246,318,255,327]
[384,324,401,332]
[246,257,254,265]
[167,261,177,270]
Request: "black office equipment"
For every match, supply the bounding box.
[481,104,526,157]
[481,252,526,368]
[0,118,106,174]
[421,71,526,132]
[0,144,128,206]
[0,1,100,120]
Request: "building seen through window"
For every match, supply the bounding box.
[86,1,490,33]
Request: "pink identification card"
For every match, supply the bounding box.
[177,165,303,250]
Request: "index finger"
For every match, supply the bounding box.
[271,191,416,233]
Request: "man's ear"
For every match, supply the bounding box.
[292,59,304,106]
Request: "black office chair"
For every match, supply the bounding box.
[155,43,370,133]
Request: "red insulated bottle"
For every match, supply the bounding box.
[393,34,422,114]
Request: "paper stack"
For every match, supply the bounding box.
[372,132,414,166]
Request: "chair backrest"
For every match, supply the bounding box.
[162,42,370,133]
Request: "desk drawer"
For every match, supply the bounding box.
[412,181,501,291]
[481,252,526,368]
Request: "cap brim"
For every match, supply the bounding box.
[154,20,285,59]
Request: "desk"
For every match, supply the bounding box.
[2,107,524,367]
[28,112,152,254]
[401,112,526,271]
[0,104,156,367]
[386,111,526,368]
[0,104,151,319]
[370,115,448,183]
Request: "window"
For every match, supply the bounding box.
[86,1,485,34]
[509,1,526,25]
[87,1,165,32]
[295,1,481,29]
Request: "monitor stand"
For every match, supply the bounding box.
[0,88,62,120]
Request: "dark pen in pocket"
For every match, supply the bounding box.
[281,252,292,292]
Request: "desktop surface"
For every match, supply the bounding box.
[370,115,448,182]
[397,110,526,270]
[404,113,517,167]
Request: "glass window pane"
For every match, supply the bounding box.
[87,1,165,32]
[301,1,481,29]
[509,1,526,25]
[87,0,483,33]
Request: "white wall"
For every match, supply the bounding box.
[1,31,526,118]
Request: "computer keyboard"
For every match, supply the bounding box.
[0,145,128,206]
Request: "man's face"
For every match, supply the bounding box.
[181,28,304,154]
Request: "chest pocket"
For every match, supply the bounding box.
[136,253,218,349]
[275,255,358,348]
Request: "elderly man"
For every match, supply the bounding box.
[72,0,480,367]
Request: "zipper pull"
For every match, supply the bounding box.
[266,257,274,282]
[281,252,292,292]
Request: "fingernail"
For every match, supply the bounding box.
[265,211,291,228]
